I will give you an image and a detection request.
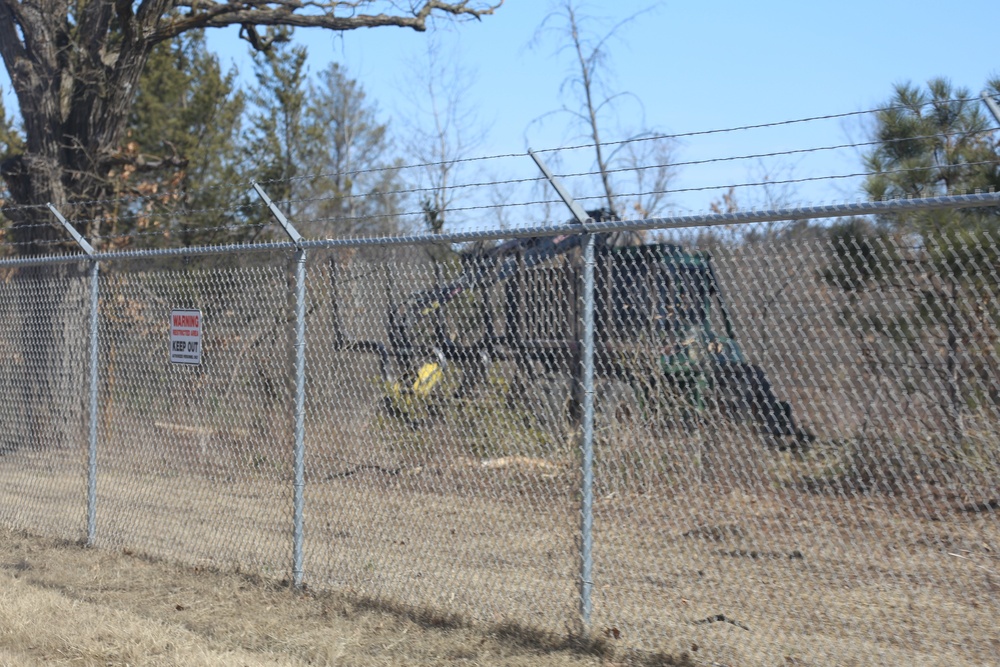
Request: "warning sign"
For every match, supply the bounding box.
[170,309,203,365]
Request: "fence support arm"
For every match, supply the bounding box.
[528,150,593,226]
[252,181,304,244]
[47,204,99,546]
[251,184,307,589]
[982,90,1000,128]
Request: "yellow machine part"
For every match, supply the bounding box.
[389,361,445,401]
[412,362,444,397]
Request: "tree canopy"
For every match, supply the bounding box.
[0,0,501,250]
[823,78,1000,442]
[864,78,999,205]
[830,78,1000,286]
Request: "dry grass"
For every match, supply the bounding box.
[0,526,643,667]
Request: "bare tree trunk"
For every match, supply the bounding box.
[1,160,89,451]
[566,6,617,217]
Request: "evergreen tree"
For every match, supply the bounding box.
[245,45,404,237]
[119,31,248,248]
[852,79,1000,294]
[244,38,312,222]
[301,63,404,237]
[864,79,999,203]
[0,0,499,237]
[825,79,1000,442]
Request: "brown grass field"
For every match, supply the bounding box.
[1,441,998,667]
[0,526,629,667]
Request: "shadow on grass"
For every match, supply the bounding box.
[316,591,695,666]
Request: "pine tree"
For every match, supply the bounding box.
[301,63,404,237]
[244,38,312,222]
[825,79,1000,443]
[244,46,404,237]
[115,31,248,248]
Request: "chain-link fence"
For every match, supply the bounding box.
[1,194,999,666]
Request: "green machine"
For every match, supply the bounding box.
[602,241,810,443]
[330,227,813,446]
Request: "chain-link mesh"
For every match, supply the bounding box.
[0,262,89,539]
[0,219,997,665]
[94,253,295,573]
[589,228,999,665]
[304,245,579,629]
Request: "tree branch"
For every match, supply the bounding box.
[107,150,189,173]
[76,1,116,60]
[0,1,28,69]
[150,0,502,45]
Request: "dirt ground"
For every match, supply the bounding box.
[2,443,998,667]
[0,526,675,667]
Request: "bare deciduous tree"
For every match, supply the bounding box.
[400,36,487,235]
[531,1,674,221]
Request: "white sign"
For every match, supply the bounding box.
[170,309,203,365]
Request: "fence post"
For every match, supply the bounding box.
[46,204,99,546]
[579,231,596,626]
[251,182,307,588]
[86,259,99,546]
[526,152,596,629]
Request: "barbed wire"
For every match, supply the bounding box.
[0,221,66,233]
[0,184,257,216]
[2,95,994,215]
[555,127,1000,179]
[272,174,546,208]
[534,95,996,154]
[4,190,997,254]
[0,221,274,251]
[0,203,262,237]
[88,222,272,246]
[254,152,529,187]
[0,237,83,249]
[257,126,1000,212]
[300,198,566,231]
[258,96,997,187]
[302,160,1000,228]
[578,160,1000,205]
[57,159,1000,248]
[60,201,263,229]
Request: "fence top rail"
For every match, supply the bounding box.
[0,191,997,268]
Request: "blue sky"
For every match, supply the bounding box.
[212,0,998,220]
[2,0,998,222]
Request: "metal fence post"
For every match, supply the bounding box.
[526,152,596,629]
[86,258,99,545]
[291,246,306,587]
[46,204,99,546]
[579,232,596,626]
[251,182,307,588]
